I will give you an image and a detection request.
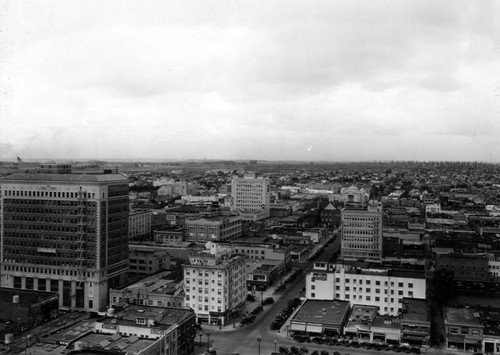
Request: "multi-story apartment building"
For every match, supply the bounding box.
[305,262,426,316]
[184,215,242,243]
[341,202,383,262]
[230,174,270,221]
[0,171,129,312]
[183,243,247,325]
[129,209,152,240]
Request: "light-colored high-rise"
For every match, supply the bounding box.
[0,172,129,312]
[341,201,383,261]
[230,174,270,221]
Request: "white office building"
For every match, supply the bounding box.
[305,262,426,316]
[230,174,270,221]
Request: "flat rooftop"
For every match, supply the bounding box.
[116,271,178,295]
[74,332,154,353]
[292,300,350,326]
[444,307,483,327]
[345,304,378,332]
[1,173,128,183]
[401,298,429,324]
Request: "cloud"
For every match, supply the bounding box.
[1,0,500,161]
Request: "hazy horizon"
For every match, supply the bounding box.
[2,1,500,162]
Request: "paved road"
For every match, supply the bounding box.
[200,230,344,355]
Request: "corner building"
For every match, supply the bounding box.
[0,173,129,312]
[183,243,247,325]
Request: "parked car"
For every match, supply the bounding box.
[291,346,299,354]
[279,346,289,354]
[262,297,274,305]
[300,347,309,354]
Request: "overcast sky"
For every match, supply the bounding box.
[1,0,500,162]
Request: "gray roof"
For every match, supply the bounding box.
[0,173,128,184]
[292,300,350,326]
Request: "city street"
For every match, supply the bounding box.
[196,231,343,355]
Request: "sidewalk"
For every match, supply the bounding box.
[202,268,303,332]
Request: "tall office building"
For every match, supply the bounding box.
[0,171,129,312]
[341,201,383,261]
[230,174,270,221]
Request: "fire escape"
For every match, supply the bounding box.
[71,188,88,309]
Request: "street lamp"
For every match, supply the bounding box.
[257,336,262,355]
[273,339,278,354]
[206,331,211,351]
[198,333,202,346]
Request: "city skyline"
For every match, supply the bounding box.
[1,1,500,162]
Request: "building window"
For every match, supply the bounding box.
[311,293,315,298]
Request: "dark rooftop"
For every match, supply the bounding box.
[292,300,350,326]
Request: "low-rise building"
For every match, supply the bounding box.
[154,227,185,245]
[185,215,242,243]
[129,245,172,275]
[371,314,402,344]
[289,299,350,337]
[444,306,484,353]
[344,304,378,342]
[109,271,184,309]
[94,305,196,355]
[400,298,430,348]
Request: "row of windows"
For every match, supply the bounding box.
[4,264,97,277]
[186,287,223,294]
[186,303,223,312]
[335,278,414,288]
[185,270,224,277]
[186,296,223,303]
[4,190,98,198]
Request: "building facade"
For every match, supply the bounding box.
[183,243,247,325]
[184,216,242,243]
[0,172,129,312]
[94,305,196,355]
[230,175,270,221]
[305,262,426,316]
[129,209,152,240]
[129,244,172,275]
[341,202,383,262]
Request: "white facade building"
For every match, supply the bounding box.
[230,174,270,221]
[183,243,247,325]
[305,262,426,316]
[341,202,383,262]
